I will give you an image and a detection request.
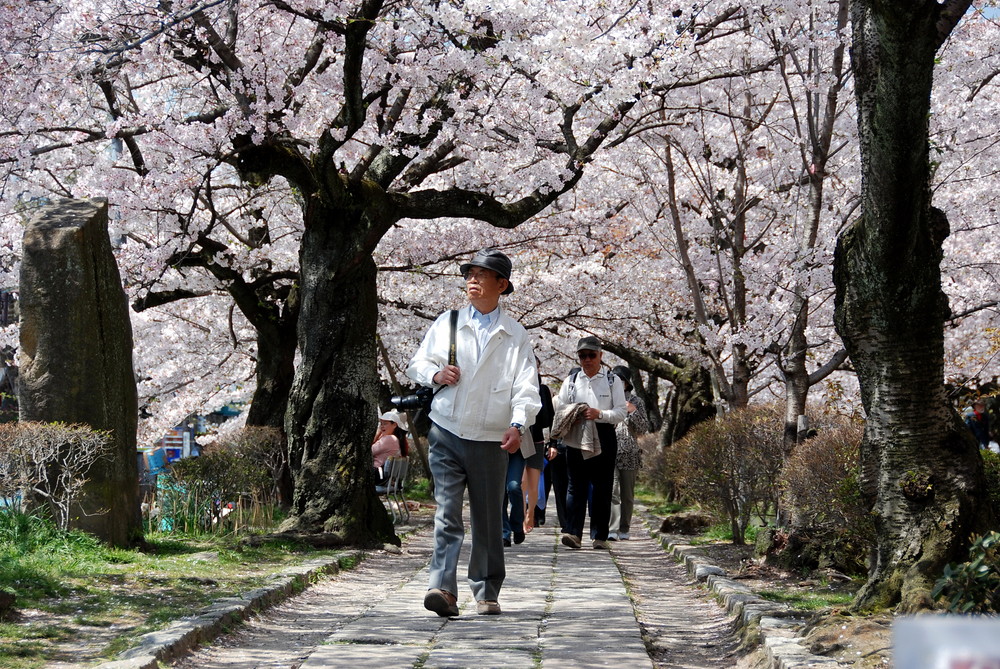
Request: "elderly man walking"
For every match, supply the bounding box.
[407,248,541,617]
[553,337,627,550]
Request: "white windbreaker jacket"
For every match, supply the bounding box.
[406,306,541,444]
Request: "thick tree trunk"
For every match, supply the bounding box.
[835,0,986,612]
[659,361,715,447]
[281,208,396,546]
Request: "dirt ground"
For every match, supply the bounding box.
[690,540,893,668]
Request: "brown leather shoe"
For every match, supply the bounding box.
[561,533,582,549]
[477,600,502,615]
[424,588,459,617]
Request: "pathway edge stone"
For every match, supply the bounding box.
[643,511,842,668]
[94,552,365,669]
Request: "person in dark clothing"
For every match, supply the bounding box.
[522,368,554,534]
[963,398,991,449]
[541,366,579,532]
[554,337,627,550]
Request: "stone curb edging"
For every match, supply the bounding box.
[94,551,365,669]
[645,522,841,668]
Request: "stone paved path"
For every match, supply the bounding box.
[169,510,742,669]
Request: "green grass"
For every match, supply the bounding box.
[689,522,760,545]
[757,588,855,611]
[634,486,684,516]
[406,476,433,502]
[0,510,347,667]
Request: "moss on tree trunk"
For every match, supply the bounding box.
[281,204,396,546]
[835,0,988,612]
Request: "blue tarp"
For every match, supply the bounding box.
[147,448,168,474]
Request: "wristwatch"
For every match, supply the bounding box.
[511,423,526,436]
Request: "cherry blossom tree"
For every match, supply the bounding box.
[834,0,994,611]
[4,0,998,568]
[3,0,782,543]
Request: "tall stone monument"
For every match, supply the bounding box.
[19,198,140,546]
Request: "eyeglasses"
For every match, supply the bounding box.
[464,269,497,282]
[578,351,598,360]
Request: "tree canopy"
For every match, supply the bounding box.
[2,0,1000,597]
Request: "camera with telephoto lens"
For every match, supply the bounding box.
[390,386,434,412]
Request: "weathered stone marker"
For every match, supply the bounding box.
[18,198,140,546]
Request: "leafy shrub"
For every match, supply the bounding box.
[778,415,873,574]
[0,422,111,530]
[980,449,1000,523]
[215,427,286,501]
[156,427,283,534]
[667,404,785,544]
[638,432,675,498]
[932,531,1000,613]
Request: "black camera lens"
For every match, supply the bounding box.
[389,386,434,411]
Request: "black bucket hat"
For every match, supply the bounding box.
[460,248,514,295]
[611,365,633,392]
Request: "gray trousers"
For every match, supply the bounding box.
[610,468,638,535]
[427,422,508,601]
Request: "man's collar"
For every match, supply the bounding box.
[469,304,500,322]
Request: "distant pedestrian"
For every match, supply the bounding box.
[502,443,528,546]
[407,248,541,617]
[608,366,648,541]
[963,398,991,449]
[523,367,554,533]
[371,410,409,485]
[541,366,579,533]
[553,337,627,550]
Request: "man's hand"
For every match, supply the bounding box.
[500,427,522,453]
[433,364,461,386]
[583,406,601,421]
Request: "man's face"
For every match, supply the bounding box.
[465,266,508,303]
[578,348,602,376]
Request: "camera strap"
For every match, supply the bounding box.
[430,309,459,402]
[448,309,458,366]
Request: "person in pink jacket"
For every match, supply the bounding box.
[372,410,408,485]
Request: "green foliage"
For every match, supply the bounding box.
[931,531,1000,613]
[757,588,855,611]
[691,522,760,545]
[980,449,1000,522]
[667,404,785,544]
[635,484,685,516]
[153,427,285,535]
[406,476,433,502]
[0,509,110,599]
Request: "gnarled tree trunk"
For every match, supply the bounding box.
[282,204,396,545]
[834,0,988,611]
[245,317,298,509]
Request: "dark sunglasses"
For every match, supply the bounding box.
[578,351,598,360]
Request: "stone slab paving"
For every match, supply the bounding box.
[108,504,835,669]
[301,527,653,668]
